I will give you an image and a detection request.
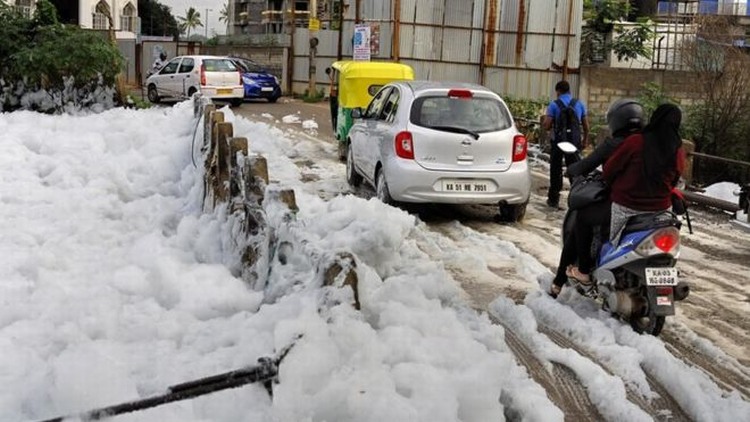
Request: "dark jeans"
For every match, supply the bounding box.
[553,229,579,287]
[329,96,338,131]
[548,143,579,203]
[553,201,611,287]
[574,200,612,275]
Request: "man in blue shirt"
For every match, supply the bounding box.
[542,80,590,208]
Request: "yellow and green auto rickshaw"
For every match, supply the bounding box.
[325,60,415,160]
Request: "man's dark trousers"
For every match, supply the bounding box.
[548,141,579,206]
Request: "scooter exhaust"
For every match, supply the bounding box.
[605,291,647,318]
[673,282,690,301]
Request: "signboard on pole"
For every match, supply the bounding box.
[353,24,371,61]
[308,17,320,32]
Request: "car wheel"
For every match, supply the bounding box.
[187,87,197,98]
[499,201,527,222]
[346,144,362,188]
[268,95,279,103]
[375,168,394,205]
[147,84,160,103]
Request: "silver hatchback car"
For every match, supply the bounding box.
[346,81,531,221]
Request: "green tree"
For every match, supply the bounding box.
[138,0,180,38]
[0,0,124,111]
[219,1,230,34]
[581,0,654,63]
[680,16,750,167]
[178,7,203,38]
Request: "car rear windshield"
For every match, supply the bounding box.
[203,59,238,72]
[410,95,513,133]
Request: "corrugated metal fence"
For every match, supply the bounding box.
[287,0,582,100]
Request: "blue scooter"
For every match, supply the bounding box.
[558,142,690,336]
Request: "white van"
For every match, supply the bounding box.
[146,55,244,106]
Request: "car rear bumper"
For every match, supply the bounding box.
[202,86,244,99]
[245,85,282,99]
[384,159,531,204]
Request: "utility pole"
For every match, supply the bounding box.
[286,0,296,95]
[337,0,344,60]
[308,0,318,95]
[205,8,212,38]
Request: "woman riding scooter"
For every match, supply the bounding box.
[563,103,686,287]
[549,99,645,297]
[604,103,686,246]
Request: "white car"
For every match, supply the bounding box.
[346,81,531,221]
[146,55,244,106]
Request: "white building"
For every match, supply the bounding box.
[4,0,139,39]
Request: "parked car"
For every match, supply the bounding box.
[146,55,244,106]
[228,57,282,103]
[345,81,531,221]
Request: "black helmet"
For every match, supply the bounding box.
[606,98,645,135]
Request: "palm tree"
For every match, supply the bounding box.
[178,7,203,39]
[219,1,230,34]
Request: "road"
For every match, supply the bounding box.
[231,97,750,420]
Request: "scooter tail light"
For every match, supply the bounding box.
[636,227,680,257]
[656,287,673,296]
[395,131,414,159]
[512,134,527,162]
[200,64,207,86]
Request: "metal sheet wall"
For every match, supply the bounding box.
[288,0,583,99]
[483,67,580,99]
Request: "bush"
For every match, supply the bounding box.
[0,1,124,112]
[301,88,325,103]
[504,96,547,145]
[637,81,677,119]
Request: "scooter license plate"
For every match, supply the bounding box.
[645,267,678,286]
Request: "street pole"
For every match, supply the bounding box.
[308,0,318,95]
[205,8,212,39]
[336,0,344,60]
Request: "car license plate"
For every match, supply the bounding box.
[261,87,274,92]
[645,267,678,286]
[441,180,490,193]
[217,88,232,95]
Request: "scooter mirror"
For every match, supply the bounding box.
[557,142,578,154]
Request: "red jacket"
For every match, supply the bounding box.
[603,134,685,211]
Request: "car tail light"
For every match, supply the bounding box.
[448,89,472,98]
[200,64,206,86]
[395,131,414,159]
[512,134,527,162]
[636,227,680,257]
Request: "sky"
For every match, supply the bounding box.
[1,101,748,421]
[160,0,228,36]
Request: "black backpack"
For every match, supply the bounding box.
[553,98,582,146]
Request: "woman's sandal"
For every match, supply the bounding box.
[566,266,591,285]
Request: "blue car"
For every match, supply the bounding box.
[229,57,282,103]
